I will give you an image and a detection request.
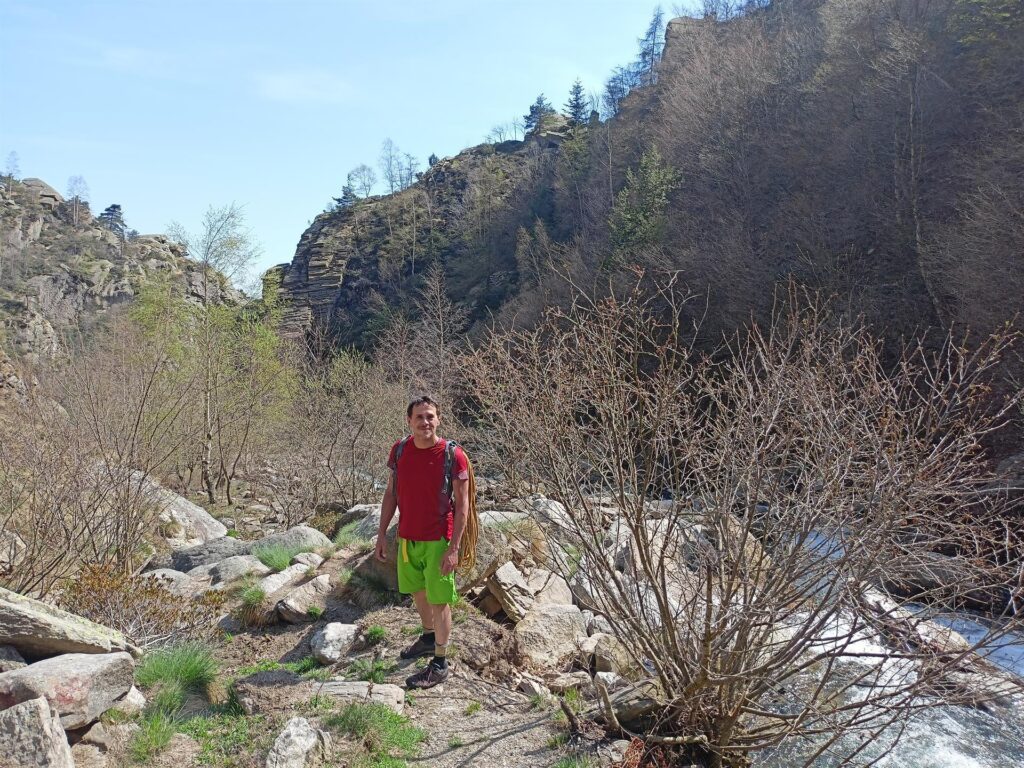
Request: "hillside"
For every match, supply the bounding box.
[0,177,241,364]
[275,0,1023,359]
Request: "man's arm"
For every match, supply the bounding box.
[441,475,469,575]
[375,472,397,562]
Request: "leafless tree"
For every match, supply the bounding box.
[379,139,401,195]
[66,175,89,226]
[471,278,1023,766]
[348,164,377,198]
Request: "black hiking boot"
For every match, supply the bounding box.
[399,633,435,660]
[405,659,450,689]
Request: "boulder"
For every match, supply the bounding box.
[0,652,134,728]
[316,681,405,713]
[351,514,398,592]
[311,623,358,665]
[588,633,639,678]
[0,531,26,572]
[487,562,534,622]
[277,575,332,623]
[292,552,324,569]
[0,645,26,673]
[170,536,251,571]
[0,696,74,768]
[208,555,272,585]
[253,526,332,554]
[0,586,135,658]
[108,686,146,717]
[526,569,573,606]
[259,564,309,597]
[514,604,588,668]
[457,524,514,591]
[136,474,227,549]
[604,679,666,725]
[548,670,593,694]
[528,497,574,530]
[265,717,330,768]
[141,568,201,597]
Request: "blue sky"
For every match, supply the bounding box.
[0,1,681,285]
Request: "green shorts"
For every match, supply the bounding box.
[396,537,458,605]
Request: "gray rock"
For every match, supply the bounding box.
[170,536,251,571]
[277,575,332,623]
[141,569,199,597]
[316,681,405,713]
[209,555,271,585]
[108,686,146,717]
[311,623,358,665]
[0,652,134,728]
[487,562,535,623]
[0,586,135,658]
[478,510,529,529]
[253,526,332,554]
[351,508,386,540]
[136,474,227,550]
[0,696,74,768]
[549,670,594,694]
[514,604,588,668]
[265,716,330,768]
[259,564,309,597]
[595,671,626,692]
[605,679,666,724]
[526,569,573,606]
[518,675,550,698]
[0,644,26,673]
[0,531,26,572]
[292,552,324,569]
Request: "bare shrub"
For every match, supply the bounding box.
[471,278,1022,766]
[60,564,225,649]
[0,314,197,597]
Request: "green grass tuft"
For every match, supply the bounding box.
[325,702,425,761]
[129,709,177,763]
[464,700,481,716]
[365,625,387,645]
[334,521,374,551]
[251,543,310,572]
[179,711,268,765]
[136,643,217,692]
[307,605,324,620]
[349,658,395,683]
[552,756,596,768]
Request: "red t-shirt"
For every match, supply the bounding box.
[387,437,469,542]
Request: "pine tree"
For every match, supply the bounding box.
[523,94,556,134]
[99,204,126,239]
[637,6,666,85]
[428,153,439,167]
[565,79,588,127]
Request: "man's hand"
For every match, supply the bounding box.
[374,534,388,562]
[440,546,458,576]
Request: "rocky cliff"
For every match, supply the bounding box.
[0,178,242,363]
[272,130,566,348]
[275,2,1023,367]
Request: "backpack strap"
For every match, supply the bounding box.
[441,440,458,501]
[392,435,411,495]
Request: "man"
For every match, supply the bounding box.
[375,396,469,689]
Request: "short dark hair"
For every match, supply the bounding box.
[407,396,440,418]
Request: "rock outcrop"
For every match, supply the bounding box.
[0,587,135,658]
[0,696,74,768]
[0,652,134,728]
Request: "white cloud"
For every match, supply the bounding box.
[254,69,353,105]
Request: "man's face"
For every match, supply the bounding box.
[408,403,440,441]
